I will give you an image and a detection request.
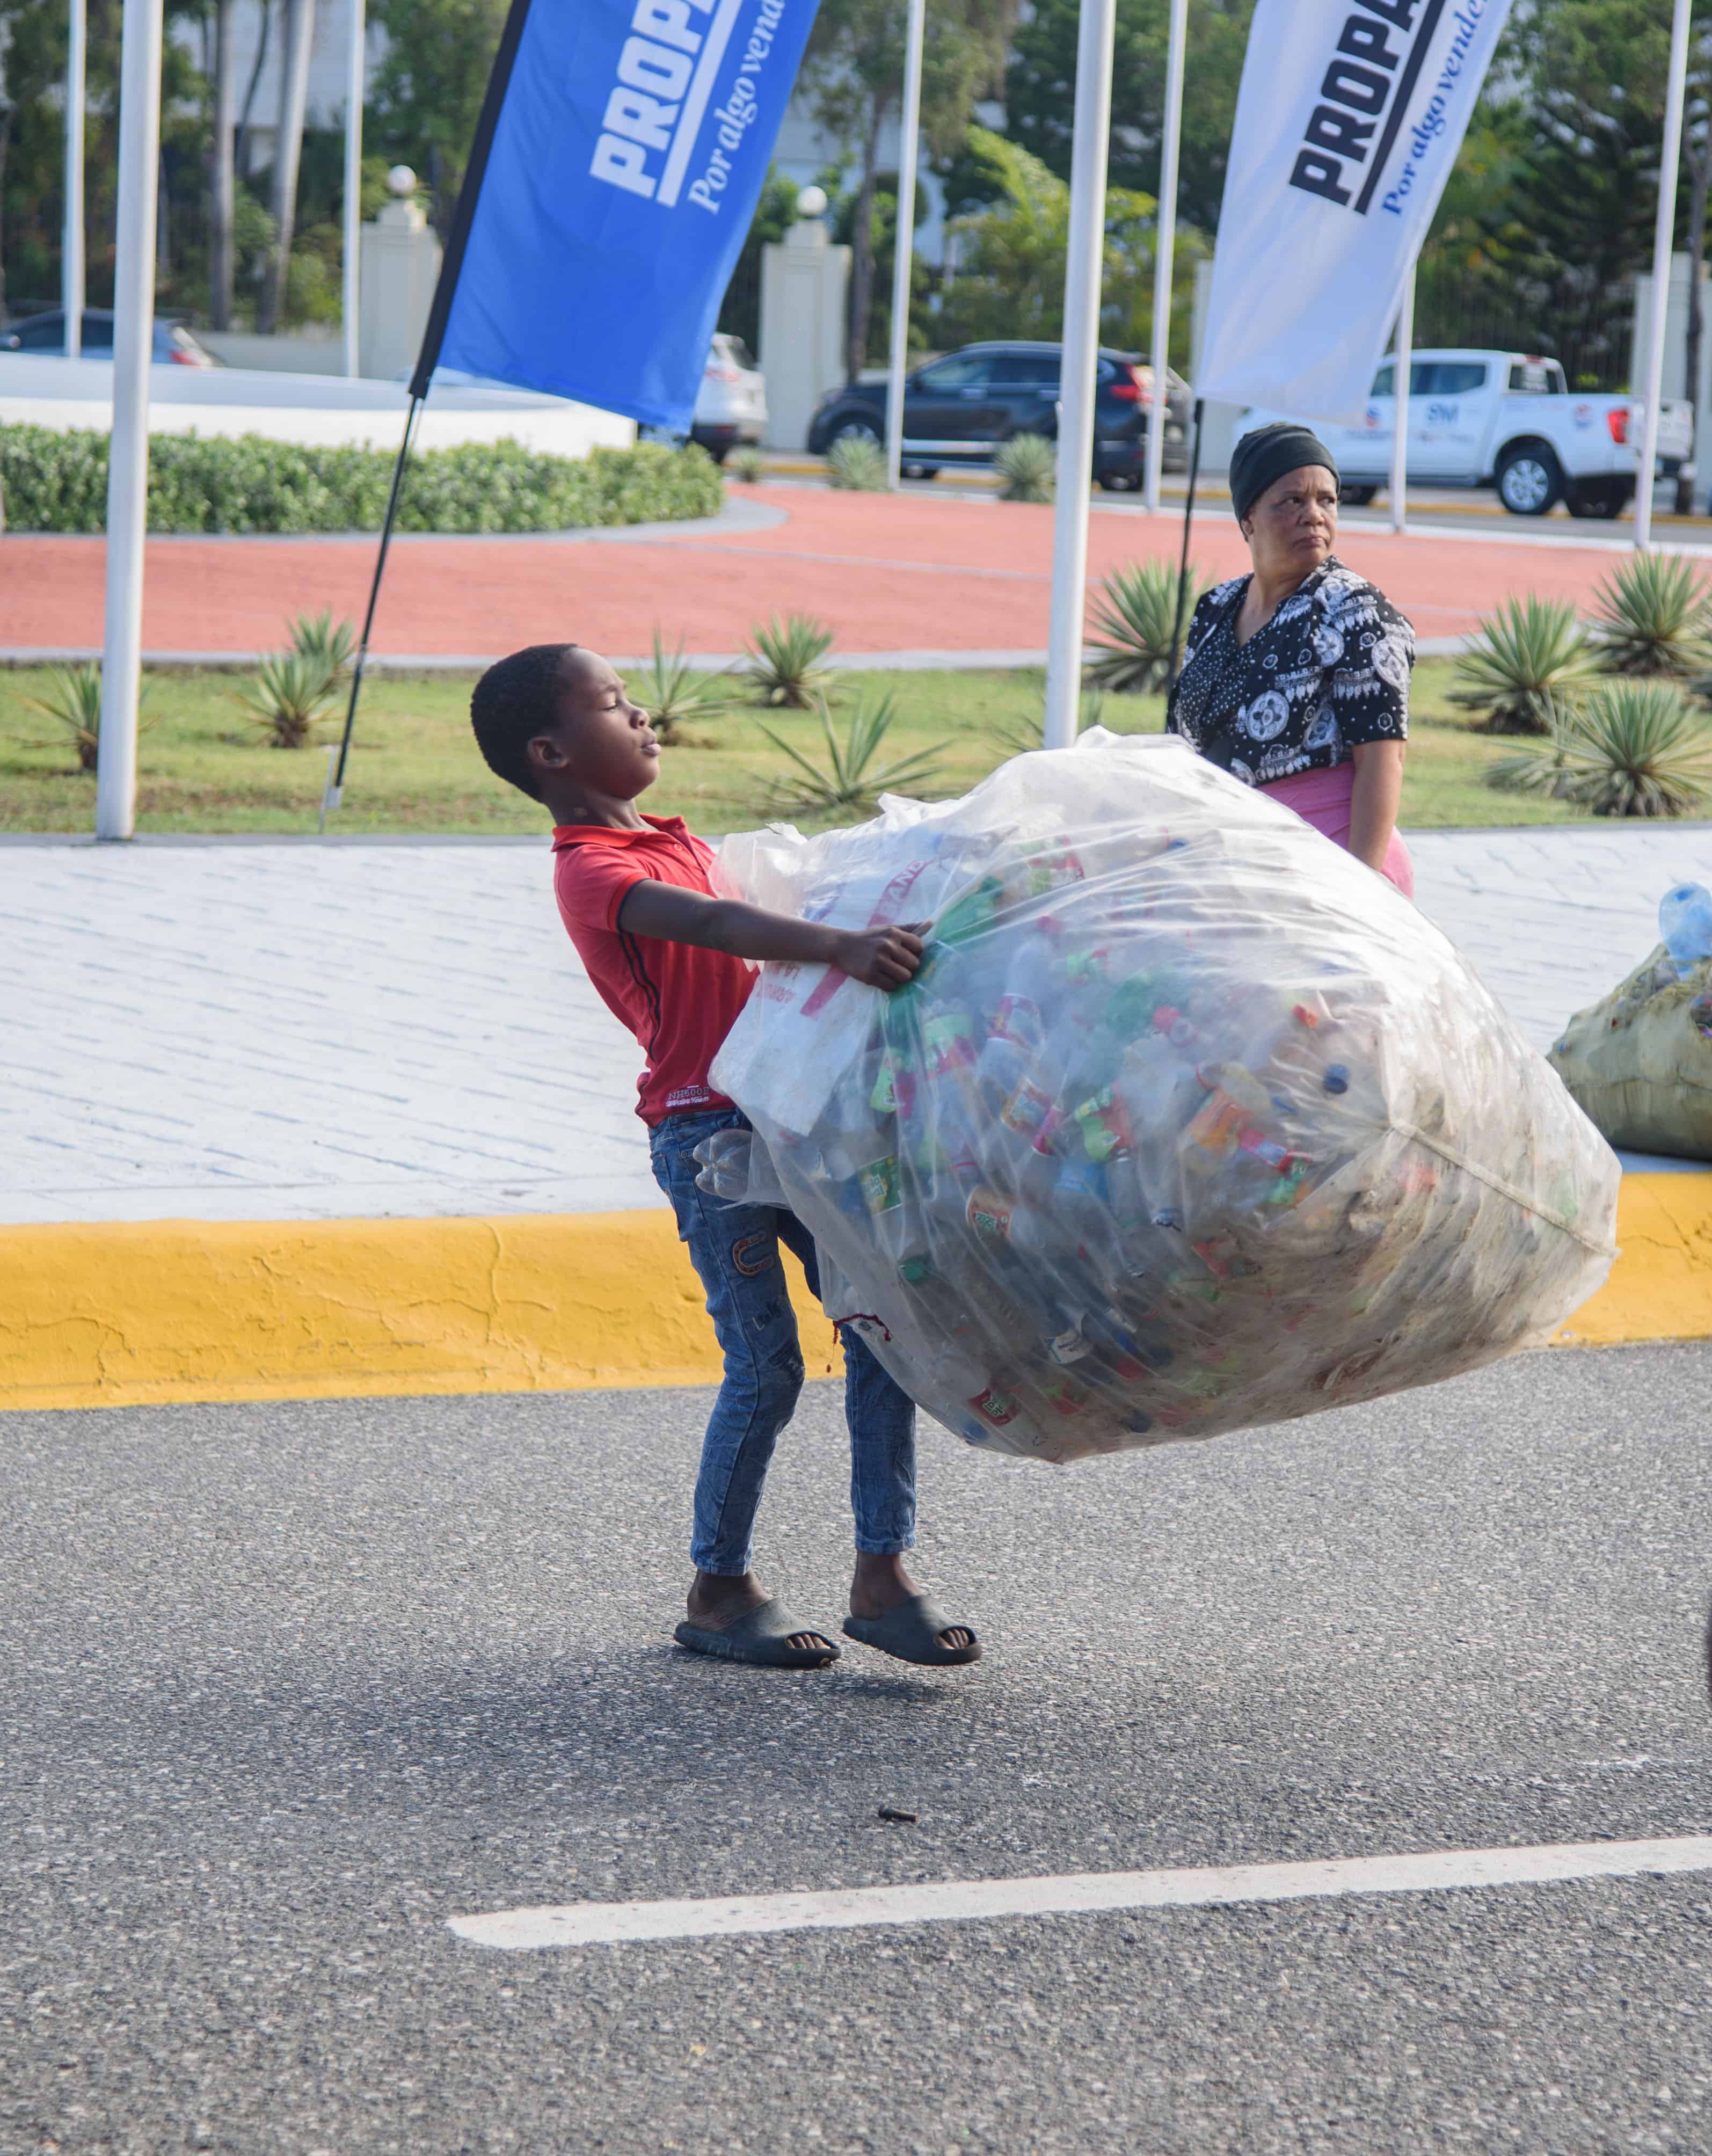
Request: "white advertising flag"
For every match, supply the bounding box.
[1198,0,1513,422]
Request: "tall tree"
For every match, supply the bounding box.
[369,0,509,236]
[209,0,239,329]
[804,0,1015,383]
[1003,0,1252,235]
[935,123,1205,359]
[1498,0,1693,297]
[0,0,205,319]
[260,0,314,332]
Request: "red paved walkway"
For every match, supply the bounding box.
[0,485,1645,658]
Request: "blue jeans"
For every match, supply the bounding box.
[649,1108,917,1577]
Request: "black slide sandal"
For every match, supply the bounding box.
[674,1598,841,1669]
[842,1593,981,1667]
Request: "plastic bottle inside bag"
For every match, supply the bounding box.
[1660,882,1712,975]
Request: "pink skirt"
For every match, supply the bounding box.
[1258,762,1414,898]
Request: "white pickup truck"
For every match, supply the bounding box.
[1238,349,1694,519]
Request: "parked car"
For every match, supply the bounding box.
[690,332,766,463]
[806,340,1191,487]
[0,308,221,367]
[1239,349,1694,519]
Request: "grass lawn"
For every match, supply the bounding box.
[0,657,1594,837]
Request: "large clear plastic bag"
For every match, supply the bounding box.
[706,732,1620,1465]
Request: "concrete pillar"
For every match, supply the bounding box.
[359,198,443,381]
[1633,251,1710,501]
[760,218,851,450]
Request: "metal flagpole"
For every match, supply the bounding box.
[1143,0,1186,514]
[1042,0,1118,750]
[343,0,366,378]
[64,0,86,357]
[1389,260,1415,536]
[321,0,537,828]
[1167,397,1203,688]
[884,0,926,491]
[94,0,165,842]
[1637,0,1693,551]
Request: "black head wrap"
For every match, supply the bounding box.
[1229,422,1338,524]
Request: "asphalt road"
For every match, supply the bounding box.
[4,1344,1710,2154]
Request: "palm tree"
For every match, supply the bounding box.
[209,0,239,329]
[260,0,316,334]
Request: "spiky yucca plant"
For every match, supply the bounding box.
[761,693,945,816]
[287,607,356,690]
[1488,681,1712,818]
[241,649,339,749]
[25,661,104,771]
[826,434,888,491]
[729,446,766,483]
[993,691,1107,758]
[1590,552,1712,678]
[995,432,1056,503]
[1086,560,1206,694]
[1448,595,1602,734]
[636,629,728,744]
[742,614,835,708]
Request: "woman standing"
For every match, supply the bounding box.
[1167,421,1414,896]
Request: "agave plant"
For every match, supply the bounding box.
[636,628,728,744]
[24,661,104,771]
[1448,594,1603,734]
[287,607,357,691]
[1488,681,1712,818]
[742,613,835,708]
[728,446,767,484]
[992,690,1107,758]
[1590,552,1712,678]
[761,692,945,816]
[240,649,339,749]
[995,432,1056,504]
[1086,560,1207,695]
[826,433,888,491]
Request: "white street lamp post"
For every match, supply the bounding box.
[1143,0,1187,514]
[884,0,926,490]
[344,0,367,378]
[94,0,165,843]
[1041,0,1118,750]
[1637,0,1693,551]
[1389,261,1415,535]
[64,0,86,358]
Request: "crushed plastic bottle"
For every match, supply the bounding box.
[1659,880,1712,977]
[703,731,1621,1465]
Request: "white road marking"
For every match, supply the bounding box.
[448,1834,1712,1953]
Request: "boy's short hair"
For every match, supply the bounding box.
[470,642,579,800]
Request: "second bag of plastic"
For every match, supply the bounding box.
[704,732,1620,1465]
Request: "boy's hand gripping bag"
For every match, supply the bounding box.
[707,733,1620,1464]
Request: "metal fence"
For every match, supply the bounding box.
[1412,264,1635,393]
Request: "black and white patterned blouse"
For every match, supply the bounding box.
[1166,556,1413,786]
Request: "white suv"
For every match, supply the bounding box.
[690,333,767,464]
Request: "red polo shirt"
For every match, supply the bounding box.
[551,815,756,1124]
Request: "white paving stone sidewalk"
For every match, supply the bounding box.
[3,824,1708,1227]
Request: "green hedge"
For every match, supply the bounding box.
[0,425,725,535]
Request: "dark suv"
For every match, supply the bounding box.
[806,340,1191,487]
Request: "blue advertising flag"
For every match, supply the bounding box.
[436,0,818,431]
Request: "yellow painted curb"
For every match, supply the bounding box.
[1551,1171,1712,1347]
[0,1210,835,1412]
[1,1175,1707,1413]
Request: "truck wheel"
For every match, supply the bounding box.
[1496,445,1564,516]
[1565,479,1628,520]
[1338,483,1378,507]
